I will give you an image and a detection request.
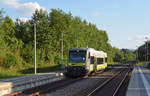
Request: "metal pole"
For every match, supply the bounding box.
[147,42,148,63]
[136,46,138,62]
[145,37,148,65]
[77,38,78,48]
[34,23,37,74]
[137,49,138,61]
[136,49,138,61]
[76,31,78,48]
[145,41,147,63]
[61,32,65,69]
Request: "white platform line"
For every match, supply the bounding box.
[138,67,150,96]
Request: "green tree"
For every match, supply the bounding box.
[0,16,23,52]
[0,9,4,25]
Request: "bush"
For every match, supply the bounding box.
[0,55,4,66]
[21,44,34,64]
[4,53,19,68]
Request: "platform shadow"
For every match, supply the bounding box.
[19,65,62,74]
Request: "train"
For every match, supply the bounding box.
[65,48,107,77]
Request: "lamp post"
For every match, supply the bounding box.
[34,23,37,74]
[145,37,149,65]
[147,41,149,63]
[136,46,138,62]
[77,37,78,48]
[61,32,65,69]
[76,30,79,48]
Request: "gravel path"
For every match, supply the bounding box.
[43,69,117,96]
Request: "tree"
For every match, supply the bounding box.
[0,9,4,25]
[120,49,136,62]
[0,8,136,69]
[0,16,23,52]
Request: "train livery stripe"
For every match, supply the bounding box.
[89,64,107,71]
[97,64,107,70]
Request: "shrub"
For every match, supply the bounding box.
[4,53,18,68]
[0,55,4,66]
[21,44,34,64]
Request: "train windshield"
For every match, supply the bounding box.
[69,50,86,63]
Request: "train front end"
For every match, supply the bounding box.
[65,48,89,77]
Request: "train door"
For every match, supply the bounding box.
[90,56,95,71]
[104,56,105,64]
[94,56,97,72]
[87,52,90,70]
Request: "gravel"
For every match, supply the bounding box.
[43,69,117,96]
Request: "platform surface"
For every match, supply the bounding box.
[0,70,64,82]
[126,66,150,96]
[0,71,64,96]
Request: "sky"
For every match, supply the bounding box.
[0,0,150,49]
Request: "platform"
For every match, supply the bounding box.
[0,71,64,96]
[126,66,150,96]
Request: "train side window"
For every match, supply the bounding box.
[97,58,103,64]
[88,52,90,59]
[90,56,94,64]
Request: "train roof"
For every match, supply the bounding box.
[69,48,94,51]
[90,50,107,57]
[69,48,107,57]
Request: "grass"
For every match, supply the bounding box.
[0,67,30,79]
[136,62,150,70]
[20,64,62,74]
[107,62,119,66]
[136,62,145,66]
[0,64,63,79]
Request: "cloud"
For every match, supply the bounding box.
[126,34,150,49]
[18,17,30,22]
[1,0,45,16]
[93,12,100,17]
[2,0,19,8]
[136,34,150,40]
[127,37,132,41]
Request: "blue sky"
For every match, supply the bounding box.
[1,0,150,49]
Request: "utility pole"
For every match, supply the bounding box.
[77,38,78,48]
[137,49,138,61]
[34,23,37,74]
[61,32,65,69]
[145,37,149,65]
[136,46,138,62]
[145,41,147,64]
[147,41,149,63]
[76,31,78,48]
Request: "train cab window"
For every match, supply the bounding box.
[105,58,107,63]
[97,58,103,64]
[90,56,94,64]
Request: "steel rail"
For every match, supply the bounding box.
[112,69,130,96]
[87,68,126,96]
[28,78,84,96]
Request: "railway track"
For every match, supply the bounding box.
[85,67,132,96]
